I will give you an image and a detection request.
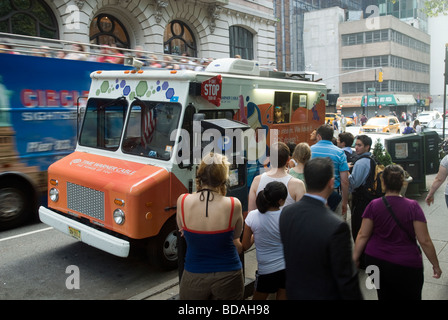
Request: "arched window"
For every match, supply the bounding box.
[0,0,58,38]
[229,26,253,60]
[90,14,130,48]
[164,20,197,57]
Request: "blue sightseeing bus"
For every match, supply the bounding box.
[0,53,128,230]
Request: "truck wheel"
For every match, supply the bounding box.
[147,218,178,270]
[0,184,30,231]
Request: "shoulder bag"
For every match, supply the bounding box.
[381,196,422,254]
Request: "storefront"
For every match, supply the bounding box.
[337,94,417,118]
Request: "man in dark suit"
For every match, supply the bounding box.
[279,157,363,300]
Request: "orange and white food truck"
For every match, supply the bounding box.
[39,58,326,269]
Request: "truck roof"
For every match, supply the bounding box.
[90,58,326,87]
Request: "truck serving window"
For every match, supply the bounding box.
[122,101,181,160]
[79,97,128,151]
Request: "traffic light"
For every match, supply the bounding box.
[378,71,383,82]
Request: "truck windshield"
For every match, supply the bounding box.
[122,100,181,160]
[79,97,128,151]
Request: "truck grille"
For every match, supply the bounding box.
[67,182,105,221]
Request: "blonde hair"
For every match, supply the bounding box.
[196,153,230,195]
[292,142,311,164]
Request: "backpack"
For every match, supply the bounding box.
[344,150,359,164]
[354,155,385,200]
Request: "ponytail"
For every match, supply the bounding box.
[255,181,287,213]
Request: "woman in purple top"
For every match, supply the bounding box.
[353,165,442,300]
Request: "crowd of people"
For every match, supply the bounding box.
[176,124,445,300]
[327,111,425,135]
[0,40,214,70]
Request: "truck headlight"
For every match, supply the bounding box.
[49,188,59,202]
[113,208,125,225]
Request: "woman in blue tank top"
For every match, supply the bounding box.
[176,152,244,300]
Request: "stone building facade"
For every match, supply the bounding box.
[1,0,276,66]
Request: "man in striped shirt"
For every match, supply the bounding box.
[310,125,349,220]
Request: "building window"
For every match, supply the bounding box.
[229,26,254,60]
[343,80,428,95]
[0,0,58,38]
[164,20,197,57]
[90,14,130,48]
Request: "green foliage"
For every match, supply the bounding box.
[372,138,411,178]
[372,139,393,167]
[422,0,448,17]
[387,0,448,17]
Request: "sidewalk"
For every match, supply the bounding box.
[410,173,448,300]
[130,173,448,300]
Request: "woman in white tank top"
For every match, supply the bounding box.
[248,142,306,212]
[256,173,295,208]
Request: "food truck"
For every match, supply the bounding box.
[39,58,326,269]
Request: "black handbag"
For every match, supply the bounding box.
[381,196,422,254]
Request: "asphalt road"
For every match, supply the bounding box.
[0,220,177,300]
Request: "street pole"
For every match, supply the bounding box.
[366,91,369,118]
[444,44,448,141]
[374,70,378,113]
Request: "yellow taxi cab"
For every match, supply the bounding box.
[359,115,400,134]
[325,113,354,126]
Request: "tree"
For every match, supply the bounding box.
[422,0,448,17]
[372,139,393,167]
[388,0,448,17]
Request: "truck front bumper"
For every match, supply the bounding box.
[39,206,130,258]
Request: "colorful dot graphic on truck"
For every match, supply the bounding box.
[95,80,177,101]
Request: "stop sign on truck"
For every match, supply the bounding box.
[201,75,222,107]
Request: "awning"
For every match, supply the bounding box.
[394,95,417,106]
[338,94,417,107]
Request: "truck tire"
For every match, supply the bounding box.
[0,180,32,231]
[147,217,178,270]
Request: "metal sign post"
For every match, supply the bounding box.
[444,44,448,140]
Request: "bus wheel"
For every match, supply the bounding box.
[147,218,178,270]
[0,184,30,231]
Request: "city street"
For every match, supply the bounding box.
[0,221,176,299]
[4,173,446,301]
[338,124,401,145]
[1,0,447,305]
[0,126,444,300]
